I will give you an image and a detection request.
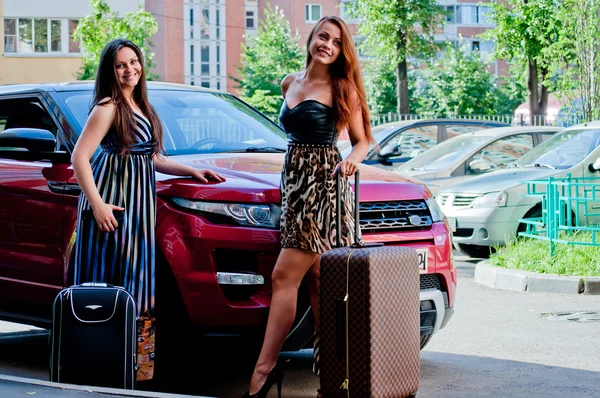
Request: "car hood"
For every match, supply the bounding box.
[441,167,558,195]
[156,153,430,202]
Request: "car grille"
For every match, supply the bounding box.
[420,274,442,290]
[359,200,432,233]
[438,193,481,208]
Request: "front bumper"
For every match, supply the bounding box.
[420,288,451,336]
[443,205,529,247]
[157,202,456,330]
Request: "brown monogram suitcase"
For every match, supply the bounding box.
[318,170,420,397]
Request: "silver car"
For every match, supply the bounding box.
[398,126,561,197]
[438,121,600,258]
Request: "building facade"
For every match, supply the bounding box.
[0,0,142,85]
[0,0,503,90]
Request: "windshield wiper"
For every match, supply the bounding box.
[523,163,556,169]
[222,146,287,153]
[245,146,286,153]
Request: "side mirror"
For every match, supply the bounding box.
[378,144,403,160]
[589,158,600,173]
[0,128,56,152]
[469,159,492,173]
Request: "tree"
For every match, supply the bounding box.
[233,5,304,114]
[362,58,398,115]
[409,42,498,117]
[547,0,600,122]
[73,0,158,80]
[483,0,560,123]
[348,0,446,114]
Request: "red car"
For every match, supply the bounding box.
[0,82,455,354]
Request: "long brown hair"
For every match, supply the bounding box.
[306,16,374,145]
[91,38,164,157]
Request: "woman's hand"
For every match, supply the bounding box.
[332,159,360,177]
[92,203,125,232]
[191,169,227,183]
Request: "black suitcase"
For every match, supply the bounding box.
[50,282,137,389]
[319,170,420,397]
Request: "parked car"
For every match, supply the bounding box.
[338,118,510,170]
[396,126,562,197]
[0,82,456,354]
[437,121,600,258]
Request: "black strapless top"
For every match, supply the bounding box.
[279,99,338,145]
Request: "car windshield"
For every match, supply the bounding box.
[399,135,489,172]
[57,90,288,156]
[337,124,392,152]
[514,128,600,169]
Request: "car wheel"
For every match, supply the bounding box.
[457,244,495,258]
[517,206,543,235]
[420,334,433,350]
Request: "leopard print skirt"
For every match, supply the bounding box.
[280,143,355,254]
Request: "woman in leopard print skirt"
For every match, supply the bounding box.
[242,16,376,398]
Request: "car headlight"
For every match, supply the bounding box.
[472,192,507,208]
[425,197,445,222]
[171,198,281,229]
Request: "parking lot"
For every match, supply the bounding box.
[1,253,599,397]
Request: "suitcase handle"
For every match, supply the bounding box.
[335,168,362,248]
[80,282,113,288]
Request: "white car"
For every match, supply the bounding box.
[438,121,600,258]
[397,126,562,197]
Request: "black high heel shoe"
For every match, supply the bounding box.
[241,362,284,398]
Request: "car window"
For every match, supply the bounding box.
[446,124,489,139]
[58,90,287,156]
[380,125,438,161]
[540,133,555,143]
[399,134,489,172]
[516,128,600,169]
[468,134,534,174]
[0,98,58,136]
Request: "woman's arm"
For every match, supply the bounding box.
[333,90,370,177]
[154,155,226,183]
[71,102,124,232]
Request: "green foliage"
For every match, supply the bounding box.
[347,0,447,113]
[233,5,304,114]
[546,0,600,122]
[362,59,398,115]
[494,62,528,115]
[490,232,600,276]
[73,0,158,80]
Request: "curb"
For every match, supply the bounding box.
[0,374,214,398]
[474,261,600,295]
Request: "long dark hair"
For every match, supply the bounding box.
[91,38,164,156]
[306,16,374,145]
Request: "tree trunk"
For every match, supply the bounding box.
[396,58,410,116]
[527,59,549,125]
[396,30,410,116]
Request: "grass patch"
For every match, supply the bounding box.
[490,231,600,276]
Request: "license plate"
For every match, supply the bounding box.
[447,217,457,232]
[416,248,428,273]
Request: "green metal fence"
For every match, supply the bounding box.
[519,174,600,255]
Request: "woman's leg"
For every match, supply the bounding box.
[249,248,318,394]
[306,255,321,331]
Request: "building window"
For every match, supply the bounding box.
[460,5,493,25]
[68,20,80,53]
[201,80,210,88]
[4,19,17,53]
[246,11,256,29]
[471,41,480,52]
[201,44,209,76]
[50,20,61,52]
[19,19,33,53]
[190,8,194,39]
[305,4,321,23]
[190,44,195,75]
[201,8,210,39]
[446,6,455,23]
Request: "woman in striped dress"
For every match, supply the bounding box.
[71,39,225,382]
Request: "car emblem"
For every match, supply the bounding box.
[85,305,102,310]
[409,215,422,226]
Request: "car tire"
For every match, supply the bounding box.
[420,334,433,350]
[457,243,495,258]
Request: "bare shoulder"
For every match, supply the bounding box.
[281,72,302,97]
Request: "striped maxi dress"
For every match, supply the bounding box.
[73,111,157,381]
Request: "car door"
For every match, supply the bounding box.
[0,95,71,323]
[369,124,440,169]
[464,133,536,176]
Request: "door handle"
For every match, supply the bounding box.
[47,181,81,196]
